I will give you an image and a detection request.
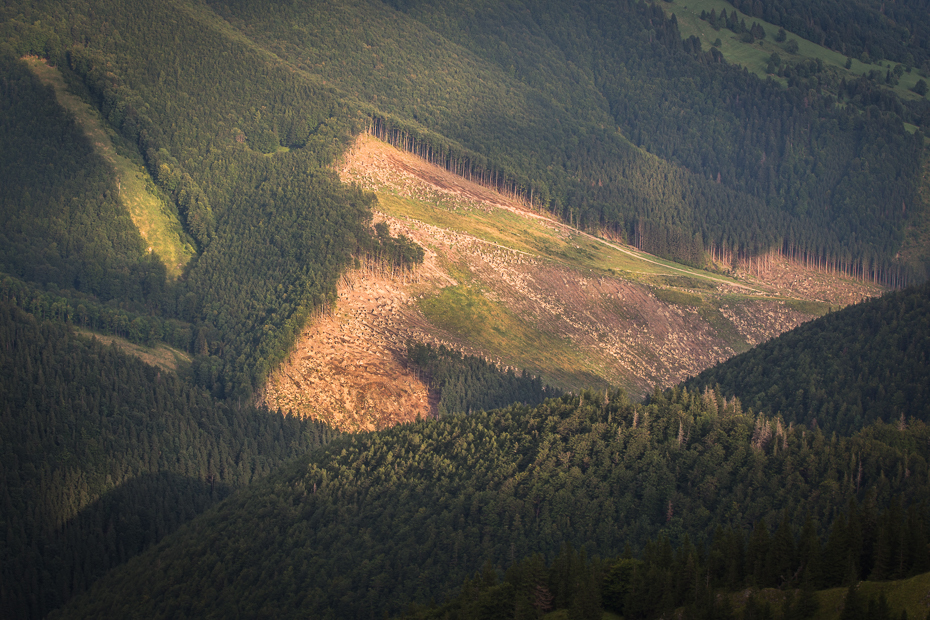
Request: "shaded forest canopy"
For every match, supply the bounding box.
[52,385,930,619]
[684,281,930,435]
[209,0,930,282]
[727,0,930,69]
[2,0,930,616]
[0,283,921,619]
[402,489,930,619]
[2,0,930,398]
[406,342,557,416]
[0,300,338,619]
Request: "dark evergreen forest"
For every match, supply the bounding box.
[52,386,930,619]
[728,0,930,69]
[406,342,556,416]
[2,0,929,398]
[210,0,929,282]
[0,301,338,619]
[685,282,930,435]
[2,0,930,617]
[0,54,167,307]
[402,493,930,619]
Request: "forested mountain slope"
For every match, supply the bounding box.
[401,537,930,619]
[2,0,928,401]
[685,281,930,435]
[212,0,929,281]
[2,1,930,616]
[53,387,930,619]
[727,0,930,69]
[0,53,169,307]
[1,0,378,402]
[0,301,337,619]
[263,132,845,423]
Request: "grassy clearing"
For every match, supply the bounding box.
[377,192,747,288]
[698,302,751,354]
[381,182,778,391]
[74,329,192,373]
[659,275,719,290]
[24,57,196,278]
[418,283,612,391]
[782,298,834,317]
[651,287,704,307]
[811,572,930,620]
[668,0,929,104]
[689,573,930,619]
[340,135,850,396]
[540,574,930,619]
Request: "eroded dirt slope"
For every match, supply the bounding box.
[262,134,883,430]
[262,268,434,431]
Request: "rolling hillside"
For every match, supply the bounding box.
[2,0,928,402]
[2,0,930,617]
[259,133,887,431]
[52,366,930,618]
[685,281,930,435]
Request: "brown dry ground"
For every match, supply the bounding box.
[261,265,443,432]
[262,134,886,431]
[734,255,885,306]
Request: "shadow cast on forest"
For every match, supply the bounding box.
[9,472,230,620]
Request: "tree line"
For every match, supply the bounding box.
[406,342,556,416]
[51,386,930,618]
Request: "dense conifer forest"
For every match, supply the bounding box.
[2,0,929,401]
[209,0,930,281]
[51,384,930,618]
[406,343,556,416]
[727,0,930,69]
[0,301,338,619]
[0,54,168,307]
[400,507,930,619]
[685,282,930,435]
[2,0,930,616]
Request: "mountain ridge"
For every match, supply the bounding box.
[2,0,930,616]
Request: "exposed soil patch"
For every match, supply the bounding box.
[266,134,882,428]
[735,255,884,306]
[261,227,486,431]
[262,265,435,432]
[339,135,526,212]
[717,301,811,347]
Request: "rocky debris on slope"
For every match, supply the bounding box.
[718,301,810,347]
[261,265,434,431]
[265,135,866,429]
[261,216,494,430]
[734,255,883,306]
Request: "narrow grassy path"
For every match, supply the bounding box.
[74,329,192,373]
[24,57,195,278]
